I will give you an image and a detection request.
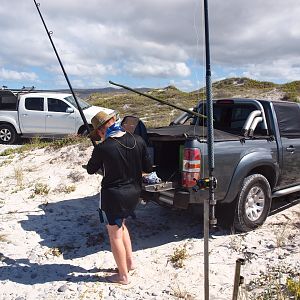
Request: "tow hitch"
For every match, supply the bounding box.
[143,181,174,192]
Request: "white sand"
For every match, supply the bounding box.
[0,143,299,300]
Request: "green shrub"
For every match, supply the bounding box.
[281,92,299,102]
[169,244,188,268]
[0,148,16,157]
[0,135,90,157]
[287,277,300,299]
[33,183,50,195]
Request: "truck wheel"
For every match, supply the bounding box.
[0,124,18,144]
[234,174,271,232]
[79,125,93,136]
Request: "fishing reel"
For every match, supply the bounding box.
[192,177,217,192]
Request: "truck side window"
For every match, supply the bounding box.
[274,102,300,138]
[48,98,70,112]
[25,97,44,111]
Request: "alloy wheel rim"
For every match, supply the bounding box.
[245,186,265,221]
[0,129,11,142]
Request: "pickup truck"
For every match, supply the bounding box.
[0,89,114,144]
[135,98,300,232]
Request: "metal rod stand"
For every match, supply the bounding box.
[232,258,245,300]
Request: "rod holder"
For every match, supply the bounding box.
[232,258,245,300]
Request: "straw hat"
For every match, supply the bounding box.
[89,111,116,140]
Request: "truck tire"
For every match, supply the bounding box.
[79,125,93,136]
[234,174,271,232]
[0,124,18,144]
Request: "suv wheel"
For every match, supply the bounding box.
[0,124,18,144]
[234,174,271,232]
[79,125,93,136]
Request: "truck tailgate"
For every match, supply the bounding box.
[147,125,240,141]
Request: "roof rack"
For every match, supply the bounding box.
[2,86,36,96]
[15,86,36,96]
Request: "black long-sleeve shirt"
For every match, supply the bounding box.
[87,133,152,216]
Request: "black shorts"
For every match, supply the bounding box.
[101,210,136,228]
[102,210,123,227]
[100,185,140,227]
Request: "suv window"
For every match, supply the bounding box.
[25,97,44,111]
[48,98,70,112]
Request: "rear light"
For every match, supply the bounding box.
[182,147,201,187]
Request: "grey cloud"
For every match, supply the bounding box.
[0,0,299,87]
[209,0,300,66]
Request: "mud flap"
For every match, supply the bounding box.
[174,190,190,209]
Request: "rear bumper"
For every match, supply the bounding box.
[141,182,208,209]
[141,182,204,208]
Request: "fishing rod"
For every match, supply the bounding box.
[204,0,216,299]
[33,0,96,147]
[109,81,207,119]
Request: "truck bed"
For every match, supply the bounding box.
[146,125,240,184]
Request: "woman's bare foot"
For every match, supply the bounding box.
[114,264,136,273]
[127,263,136,272]
[127,259,136,271]
[105,273,129,285]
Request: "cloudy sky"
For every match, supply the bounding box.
[0,0,300,91]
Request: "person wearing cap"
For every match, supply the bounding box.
[86,111,152,285]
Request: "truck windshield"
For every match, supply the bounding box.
[64,96,91,110]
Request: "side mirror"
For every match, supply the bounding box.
[66,107,74,113]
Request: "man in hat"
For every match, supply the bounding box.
[86,111,152,285]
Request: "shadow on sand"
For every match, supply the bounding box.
[0,194,206,285]
[1,191,298,285]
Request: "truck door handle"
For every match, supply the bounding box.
[22,114,28,117]
[46,115,52,118]
[286,146,295,152]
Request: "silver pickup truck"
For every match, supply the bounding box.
[0,89,114,144]
[138,98,300,232]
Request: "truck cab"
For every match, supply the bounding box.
[138,98,300,231]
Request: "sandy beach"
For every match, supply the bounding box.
[0,142,299,300]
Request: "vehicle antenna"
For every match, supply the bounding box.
[33,0,96,147]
